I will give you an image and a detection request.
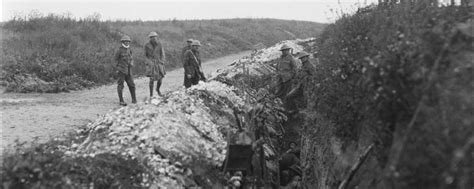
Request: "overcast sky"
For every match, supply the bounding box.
[1,0,380,23]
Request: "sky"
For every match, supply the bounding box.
[1,0,381,23]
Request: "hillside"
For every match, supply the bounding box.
[298,3,473,189]
[0,15,325,93]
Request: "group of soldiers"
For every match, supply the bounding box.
[113,32,205,106]
[275,45,315,188]
[275,44,315,112]
[113,31,315,111]
[114,32,316,188]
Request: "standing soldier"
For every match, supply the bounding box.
[275,44,298,100]
[293,51,316,109]
[297,52,315,78]
[144,31,166,97]
[182,38,193,59]
[114,35,136,106]
[182,39,193,86]
[183,40,206,88]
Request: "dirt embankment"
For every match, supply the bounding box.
[298,4,473,189]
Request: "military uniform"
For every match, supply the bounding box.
[276,54,298,98]
[183,42,205,88]
[114,39,136,105]
[297,59,315,87]
[182,46,191,60]
[144,41,166,81]
[181,39,193,63]
[292,52,315,109]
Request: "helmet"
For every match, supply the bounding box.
[120,35,131,42]
[191,40,201,46]
[280,44,292,51]
[148,31,158,38]
[186,38,194,42]
[298,52,310,59]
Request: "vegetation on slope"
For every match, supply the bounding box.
[0,13,325,93]
[299,2,472,189]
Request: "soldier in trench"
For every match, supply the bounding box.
[287,51,316,109]
[114,35,136,106]
[280,142,302,187]
[275,44,298,112]
[144,31,166,96]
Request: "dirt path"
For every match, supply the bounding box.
[0,51,249,153]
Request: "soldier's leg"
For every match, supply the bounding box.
[125,73,136,103]
[149,78,154,97]
[184,75,191,88]
[156,78,162,96]
[117,72,126,105]
[191,75,200,86]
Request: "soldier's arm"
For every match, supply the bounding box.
[144,45,153,66]
[291,58,298,74]
[144,45,151,60]
[160,44,166,63]
[113,48,121,71]
[129,49,134,67]
[114,48,121,62]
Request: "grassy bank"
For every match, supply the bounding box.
[0,14,325,93]
[300,2,472,189]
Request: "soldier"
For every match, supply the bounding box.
[114,35,136,106]
[182,38,193,59]
[275,44,298,99]
[182,39,193,86]
[144,31,166,97]
[297,52,315,77]
[291,51,316,109]
[183,40,206,88]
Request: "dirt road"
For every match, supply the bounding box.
[0,51,249,152]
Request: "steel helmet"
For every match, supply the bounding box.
[120,35,131,42]
[148,31,158,38]
[186,38,194,42]
[298,52,310,59]
[280,44,292,51]
[191,40,201,46]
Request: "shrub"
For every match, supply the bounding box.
[301,3,472,189]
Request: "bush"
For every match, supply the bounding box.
[301,3,473,189]
[1,14,119,92]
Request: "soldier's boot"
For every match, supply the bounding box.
[156,79,162,96]
[118,87,127,106]
[149,82,154,97]
[130,87,137,104]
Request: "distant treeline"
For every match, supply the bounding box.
[0,14,326,92]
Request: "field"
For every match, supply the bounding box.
[0,15,325,93]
